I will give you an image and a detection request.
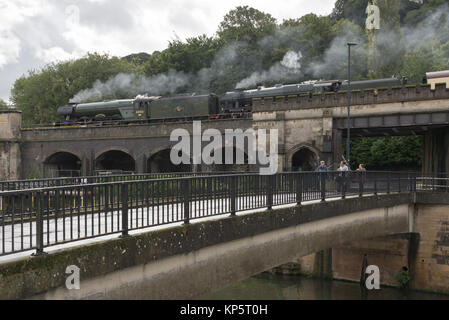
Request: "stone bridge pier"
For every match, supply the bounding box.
[423,128,449,175]
[0,110,21,180]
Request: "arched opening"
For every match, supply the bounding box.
[95,150,135,174]
[291,147,318,172]
[44,152,81,177]
[211,146,251,172]
[147,149,191,173]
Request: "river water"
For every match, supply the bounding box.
[201,273,449,300]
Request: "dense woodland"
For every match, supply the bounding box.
[3,0,449,169]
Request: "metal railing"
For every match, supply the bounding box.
[0,171,254,192]
[0,171,446,257]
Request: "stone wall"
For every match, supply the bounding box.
[252,84,449,113]
[411,204,449,293]
[295,196,449,294]
[0,111,21,180]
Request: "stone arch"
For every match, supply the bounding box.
[209,146,251,172]
[95,146,134,161]
[287,144,320,172]
[95,148,136,174]
[44,151,82,177]
[147,148,192,173]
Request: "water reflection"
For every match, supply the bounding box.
[201,273,449,300]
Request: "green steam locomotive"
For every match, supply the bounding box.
[57,77,407,124]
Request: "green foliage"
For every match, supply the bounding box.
[0,99,8,110]
[11,53,138,125]
[217,6,277,45]
[282,14,335,69]
[28,167,42,180]
[348,136,423,170]
[395,269,411,288]
[143,35,223,77]
[122,52,151,65]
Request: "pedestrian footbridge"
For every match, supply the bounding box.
[0,172,447,299]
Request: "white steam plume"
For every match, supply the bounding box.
[235,50,303,89]
[70,69,190,103]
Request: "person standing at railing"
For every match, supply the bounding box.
[336,161,349,192]
[356,164,367,188]
[316,161,329,191]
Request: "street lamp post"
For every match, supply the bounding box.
[346,42,357,168]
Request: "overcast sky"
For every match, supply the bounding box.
[0,0,335,102]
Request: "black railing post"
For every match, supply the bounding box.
[120,183,129,237]
[320,173,326,202]
[230,175,236,216]
[398,172,401,193]
[341,172,346,199]
[32,191,45,256]
[183,179,190,224]
[432,173,436,192]
[374,172,378,195]
[412,172,416,192]
[358,172,363,197]
[387,172,391,194]
[267,175,274,210]
[407,172,411,192]
[296,173,302,205]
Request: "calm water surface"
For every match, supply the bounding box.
[201,273,449,300]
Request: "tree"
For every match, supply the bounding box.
[217,6,277,45]
[403,0,446,26]
[122,52,151,65]
[281,14,334,70]
[11,53,138,125]
[349,136,423,170]
[0,99,8,110]
[143,35,223,76]
[331,0,371,26]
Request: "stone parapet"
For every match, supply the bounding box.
[253,84,449,113]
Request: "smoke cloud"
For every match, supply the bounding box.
[236,50,303,89]
[307,3,449,79]
[70,69,191,103]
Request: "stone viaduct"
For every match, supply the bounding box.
[0,83,448,180]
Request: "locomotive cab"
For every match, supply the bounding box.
[133,100,148,120]
[133,95,160,120]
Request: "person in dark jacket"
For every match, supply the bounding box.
[316,160,329,190]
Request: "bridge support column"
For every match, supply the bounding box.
[136,154,146,174]
[423,128,449,175]
[331,233,420,288]
[82,156,90,176]
[332,129,343,170]
[0,110,21,180]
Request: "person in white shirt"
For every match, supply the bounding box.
[337,161,349,191]
[338,161,349,173]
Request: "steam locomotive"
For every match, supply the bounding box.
[57,76,407,124]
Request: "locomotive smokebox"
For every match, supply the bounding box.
[57,104,76,118]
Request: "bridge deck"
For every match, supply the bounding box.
[0,192,381,263]
[0,171,445,259]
